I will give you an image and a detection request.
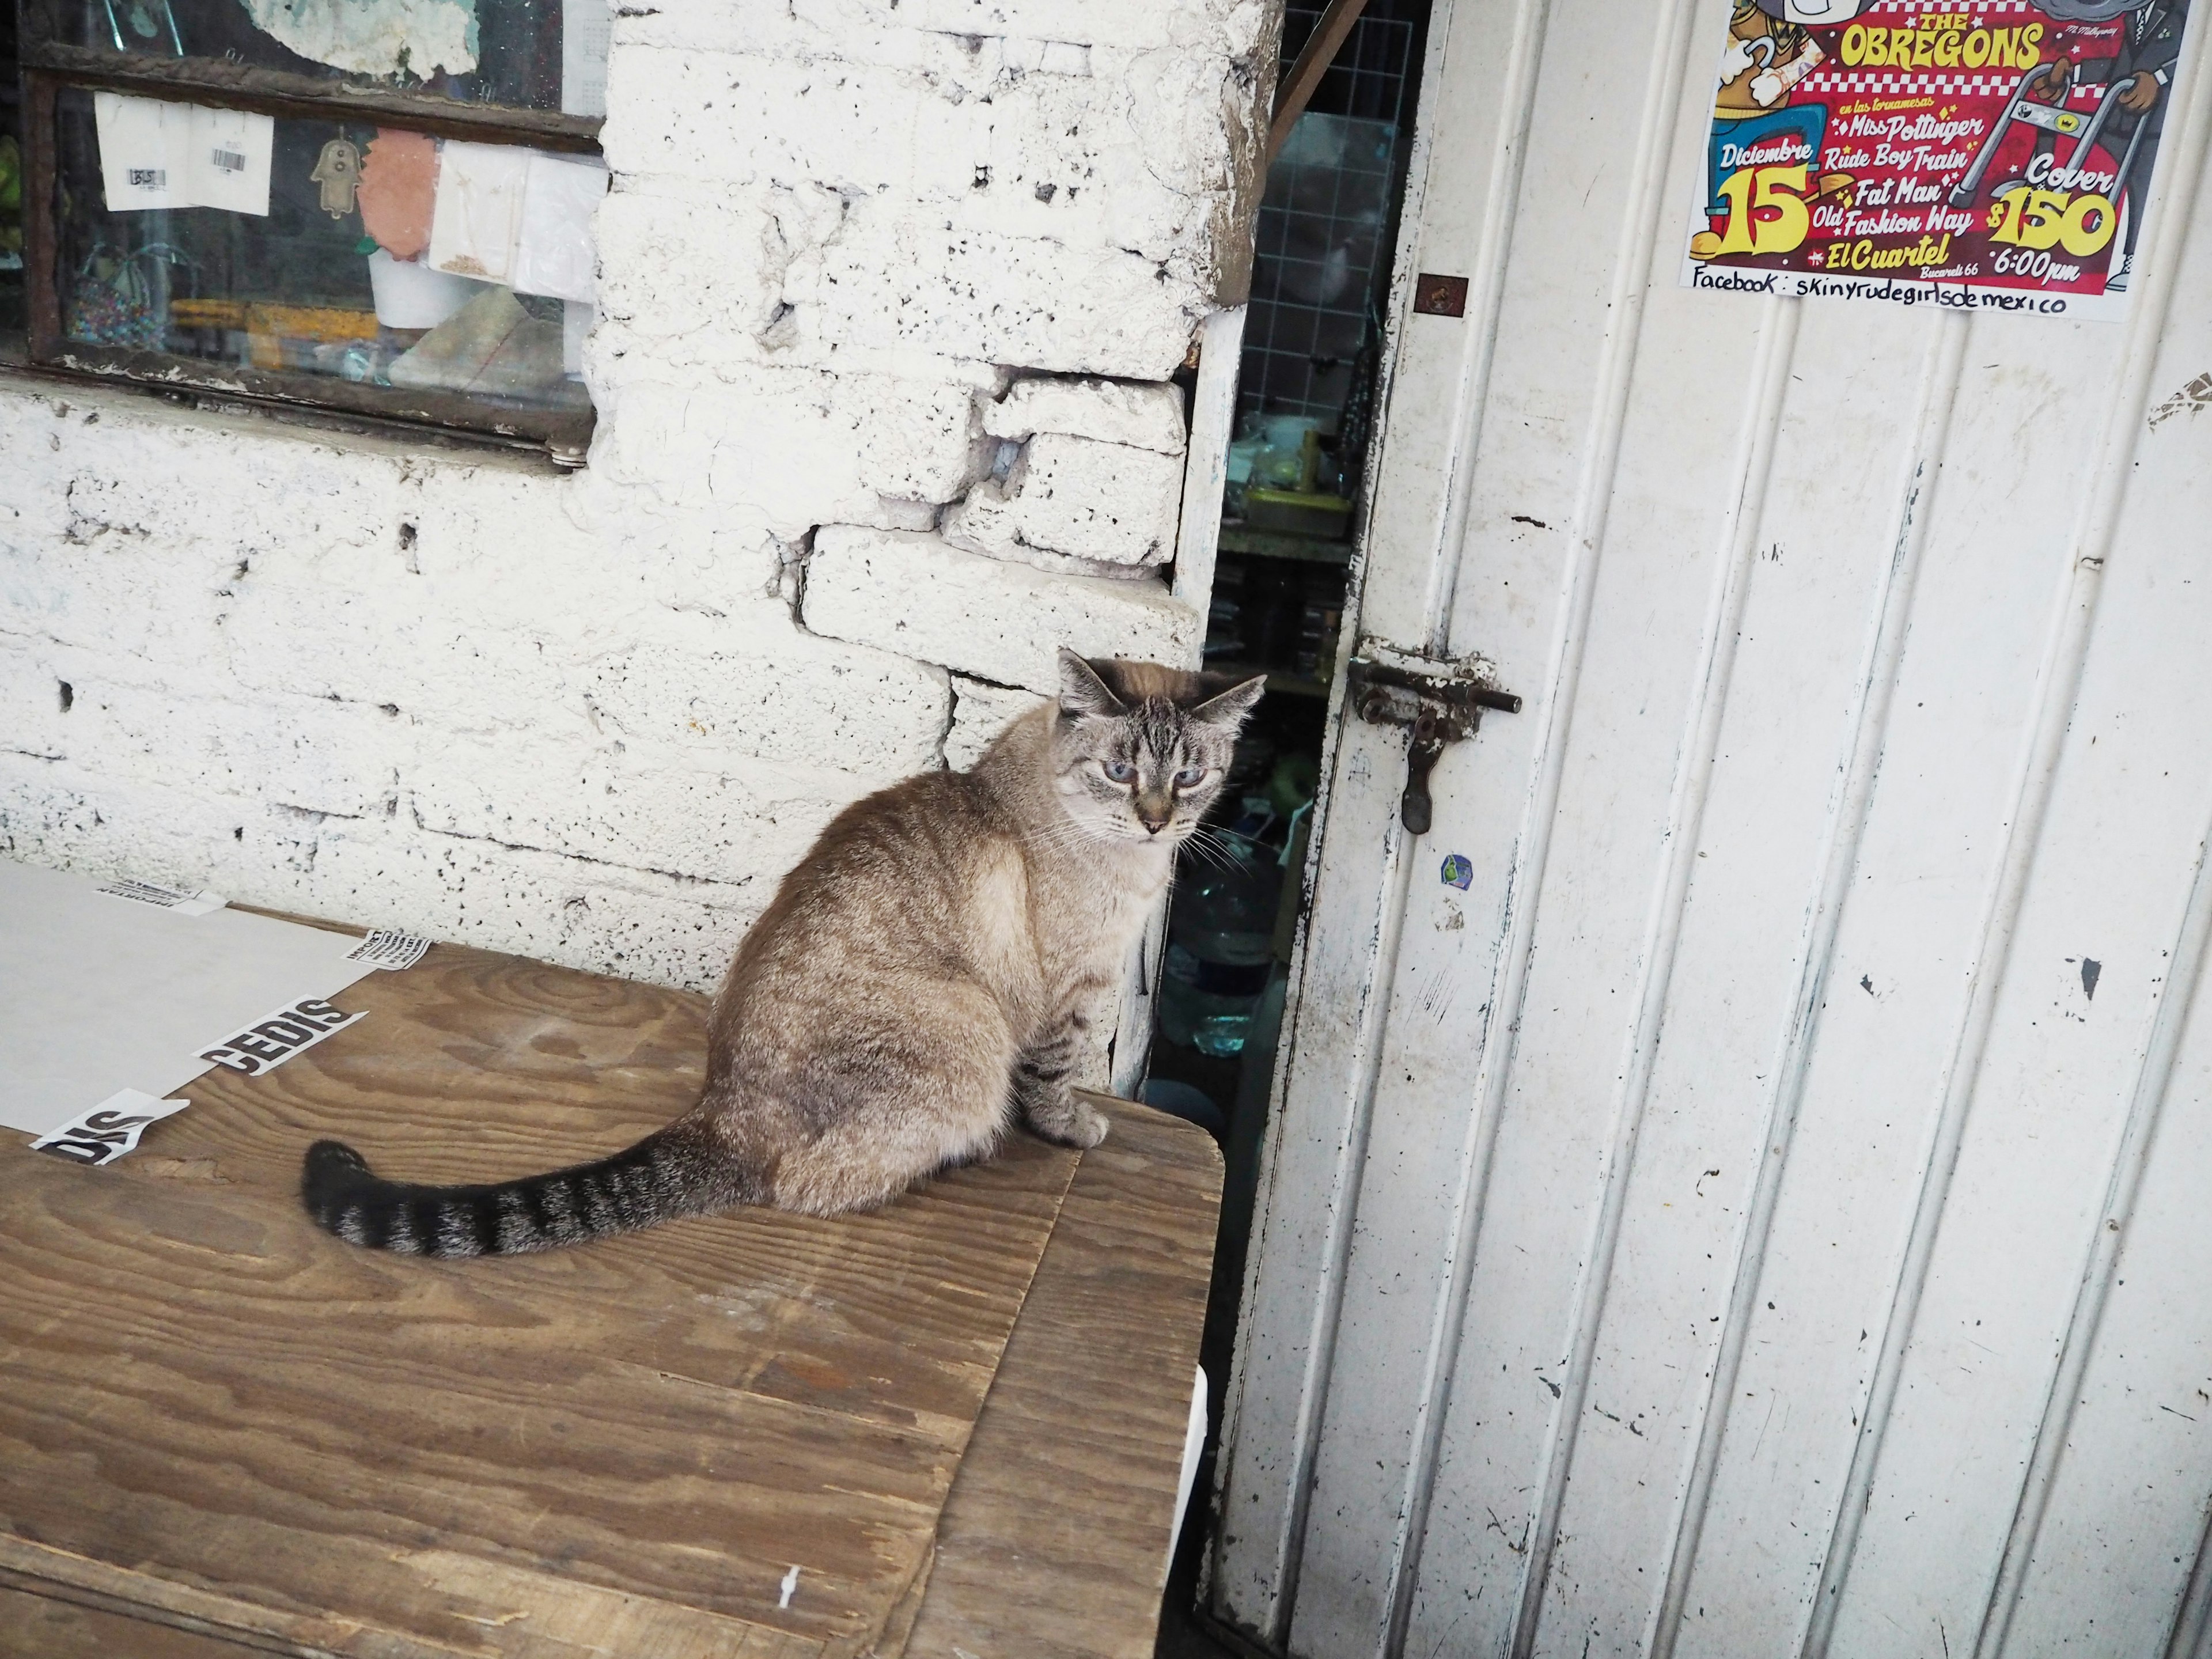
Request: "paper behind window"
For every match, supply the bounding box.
[94,93,272,216]
[94,92,192,211]
[427,142,531,285]
[192,105,275,216]
[563,0,612,119]
[512,153,608,303]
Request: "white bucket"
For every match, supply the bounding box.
[367,250,486,330]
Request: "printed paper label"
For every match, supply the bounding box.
[94,93,273,217]
[199,997,364,1077]
[97,878,228,916]
[344,930,432,971]
[31,1088,190,1166]
[191,103,276,217]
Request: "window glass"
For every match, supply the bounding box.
[55,0,607,117]
[53,86,600,417]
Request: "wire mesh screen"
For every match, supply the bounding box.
[1238,1,1423,433]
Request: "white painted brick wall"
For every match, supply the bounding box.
[803,526,1205,691]
[0,0,1267,991]
[946,677,1051,772]
[944,433,1184,569]
[984,377,1190,453]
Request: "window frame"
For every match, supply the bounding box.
[16,0,604,462]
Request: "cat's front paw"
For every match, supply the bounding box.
[1030,1097,1111,1149]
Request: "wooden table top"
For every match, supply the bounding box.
[0,937,1219,1659]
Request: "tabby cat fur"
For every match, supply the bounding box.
[301,649,1264,1255]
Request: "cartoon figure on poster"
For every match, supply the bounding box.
[1965,0,2188,292]
[1691,0,1865,263]
[1681,0,2198,319]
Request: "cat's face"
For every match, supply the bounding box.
[1049,650,1267,846]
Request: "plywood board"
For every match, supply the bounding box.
[907,1100,1224,1659]
[0,940,1082,1658]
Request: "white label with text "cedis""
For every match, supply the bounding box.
[199,997,364,1077]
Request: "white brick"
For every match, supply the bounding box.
[308,818,768,994]
[0,752,766,995]
[583,179,787,360]
[596,367,988,533]
[984,377,1188,454]
[802,526,1202,690]
[795,210,1207,380]
[891,0,1270,54]
[0,755,340,903]
[410,734,878,888]
[62,681,414,823]
[942,433,1181,566]
[575,617,952,779]
[620,0,1268,69]
[605,50,978,197]
[0,639,72,760]
[0,755,766,996]
[946,677,1048,770]
[219,587,575,720]
[608,50,1229,274]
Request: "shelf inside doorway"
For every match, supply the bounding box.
[1217,524,1353,566]
[1206,661,1332,699]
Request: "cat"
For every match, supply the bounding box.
[302,649,1264,1256]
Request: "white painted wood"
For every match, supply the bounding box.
[1172,304,1249,639]
[1210,0,2212,1655]
[1112,902,1170,1099]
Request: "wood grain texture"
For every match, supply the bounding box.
[0,1584,274,1659]
[1,941,1081,1659]
[904,1096,1224,1659]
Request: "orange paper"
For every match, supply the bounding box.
[358,129,437,260]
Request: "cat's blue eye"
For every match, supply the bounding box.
[1172,766,1206,789]
[1104,760,1137,783]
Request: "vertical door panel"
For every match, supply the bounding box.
[1999,910,2212,1656]
[1521,300,1942,1659]
[1390,255,1786,1659]
[1670,319,2116,1659]
[1823,209,2212,1658]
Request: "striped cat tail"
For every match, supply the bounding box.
[301,1124,734,1256]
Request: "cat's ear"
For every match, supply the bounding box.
[1057,648,1127,718]
[1191,672,1267,730]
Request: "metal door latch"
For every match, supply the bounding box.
[1344,656,1522,834]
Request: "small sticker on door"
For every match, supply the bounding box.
[1441,853,1473,889]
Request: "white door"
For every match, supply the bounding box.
[1211,2,2212,1657]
